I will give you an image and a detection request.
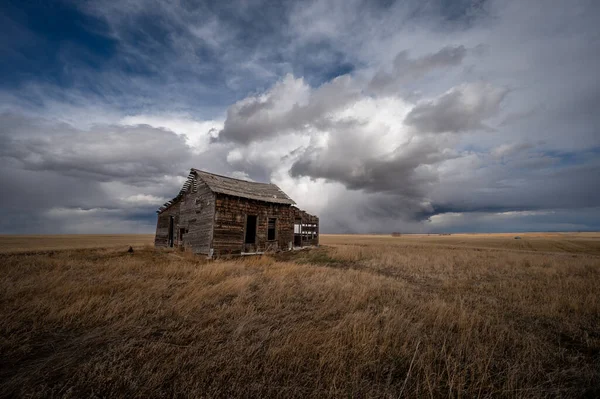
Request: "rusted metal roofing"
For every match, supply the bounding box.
[157,169,295,213]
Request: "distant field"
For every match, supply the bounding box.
[324,232,600,255]
[1,232,599,254]
[1,233,599,397]
[0,234,155,253]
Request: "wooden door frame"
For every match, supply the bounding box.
[243,214,258,252]
[267,217,277,241]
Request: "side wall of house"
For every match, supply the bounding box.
[212,194,294,255]
[154,179,215,253]
[154,199,181,248]
[178,180,215,254]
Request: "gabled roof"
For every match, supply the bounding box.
[193,169,295,205]
[157,169,295,213]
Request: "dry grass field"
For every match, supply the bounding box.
[0,234,154,253]
[1,233,599,398]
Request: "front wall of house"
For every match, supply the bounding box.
[212,194,294,255]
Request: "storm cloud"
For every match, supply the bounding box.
[369,46,468,94]
[0,113,194,182]
[404,82,508,133]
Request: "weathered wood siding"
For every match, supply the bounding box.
[177,179,215,254]
[154,199,181,248]
[212,194,294,256]
[155,179,215,253]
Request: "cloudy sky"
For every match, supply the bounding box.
[1,0,599,234]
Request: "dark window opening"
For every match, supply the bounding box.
[179,228,185,241]
[245,215,257,244]
[268,218,276,241]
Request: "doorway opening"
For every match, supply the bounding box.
[168,216,174,247]
[294,218,302,247]
[245,215,257,244]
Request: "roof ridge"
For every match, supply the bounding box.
[158,168,295,213]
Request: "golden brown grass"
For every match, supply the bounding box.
[1,234,599,398]
[0,234,154,253]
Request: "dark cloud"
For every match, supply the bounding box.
[0,112,193,183]
[0,165,119,234]
[404,82,508,133]
[369,46,467,94]
[310,149,600,233]
[394,46,467,76]
[0,111,196,233]
[429,155,600,214]
[290,135,452,194]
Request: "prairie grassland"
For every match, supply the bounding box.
[1,234,599,398]
[0,234,154,253]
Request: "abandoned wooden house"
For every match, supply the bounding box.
[155,169,319,256]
